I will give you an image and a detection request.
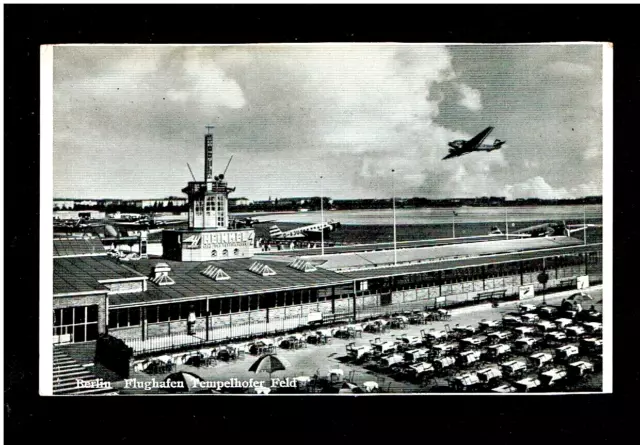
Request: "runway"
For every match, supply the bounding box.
[257,234,510,257]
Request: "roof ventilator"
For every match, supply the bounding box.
[151,263,175,286]
[248,262,277,277]
[201,264,231,281]
[288,258,317,272]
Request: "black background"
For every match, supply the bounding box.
[4,4,637,443]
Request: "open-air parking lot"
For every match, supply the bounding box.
[120,286,603,394]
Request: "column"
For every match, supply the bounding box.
[141,307,147,342]
[331,287,336,314]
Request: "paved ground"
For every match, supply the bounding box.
[118,286,603,394]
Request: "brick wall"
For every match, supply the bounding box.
[104,281,144,294]
[54,293,107,335]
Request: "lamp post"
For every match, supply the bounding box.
[452,211,456,239]
[392,169,397,266]
[320,175,324,256]
[505,208,509,240]
[583,205,587,246]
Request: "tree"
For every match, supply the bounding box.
[537,271,549,304]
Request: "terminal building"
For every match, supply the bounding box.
[52,130,604,358]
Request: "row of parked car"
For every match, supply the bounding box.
[342,302,602,393]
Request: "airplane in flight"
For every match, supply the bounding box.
[443,126,506,160]
[268,220,342,241]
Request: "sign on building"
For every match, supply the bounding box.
[163,228,256,262]
[358,280,368,291]
[577,275,590,290]
[519,284,535,300]
[308,312,323,324]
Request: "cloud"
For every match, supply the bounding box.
[456,83,482,111]
[52,45,603,201]
[583,147,601,160]
[543,61,594,78]
[504,176,601,200]
[570,180,602,197]
[504,176,571,200]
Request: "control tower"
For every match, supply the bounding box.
[162,127,256,261]
[183,126,234,229]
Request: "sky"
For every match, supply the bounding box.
[52,44,604,201]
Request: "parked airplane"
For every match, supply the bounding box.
[490,221,602,238]
[229,216,276,229]
[443,126,506,160]
[268,220,342,240]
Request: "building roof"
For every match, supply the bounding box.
[108,257,352,307]
[340,243,602,281]
[305,237,583,272]
[53,256,146,296]
[53,237,107,258]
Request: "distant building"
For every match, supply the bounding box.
[119,198,189,208]
[53,200,75,210]
[76,200,99,207]
[229,197,252,206]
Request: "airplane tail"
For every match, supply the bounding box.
[269,225,282,238]
[489,226,503,235]
[493,139,506,148]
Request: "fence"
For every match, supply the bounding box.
[121,274,603,358]
[125,316,312,357]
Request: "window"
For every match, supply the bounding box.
[147,306,158,323]
[233,248,239,256]
[129,308,141,326]
[117,309,128,327]
[170,303,181,320]
[211,250,217,257]
[317,288,331,302]
[158,305,170,322]
[260,294,275,309]
[54,305,100,343]
[180,303,190,319]
[209,299,220,316]
[75,307,86,324]
[220,298,230,314]
[205,196,215,216]
[87,305,98,323]
[231,297,240,313]
[195,200,203,216]
[222,249,228,258]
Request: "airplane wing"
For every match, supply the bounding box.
[465,126,494,150]
[442,151,472,160]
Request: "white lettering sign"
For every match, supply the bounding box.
[183,230,255,250]
[577,276,590,290]
[519,285,535,300]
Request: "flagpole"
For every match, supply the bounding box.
[452,211,456,239]
[392,169,397,266]
[505,208,509,240]
[320,175,324,256]
[583,204,587,246]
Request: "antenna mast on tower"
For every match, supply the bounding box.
[204,125,215,182]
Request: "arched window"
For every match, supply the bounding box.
[222,249,228,257]
[233,248,239,256]
[211,250,217,257]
